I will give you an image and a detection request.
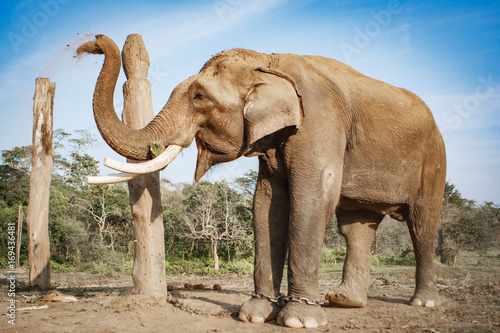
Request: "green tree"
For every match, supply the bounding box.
[161,180,189,256]
[0,200,28,267]
[235,170,258,202]
[0,158,31,267]
[1,145,32,175]
[52,129,99,188]
[371,216,412,257]
[0,130,102,269]
[475,202,500,247]
[324,214,345,249]
[176,181,251,270]
[48,178,89,265]
[436,182,483,265]
[442,217,484,250]
[0,165,30,207]
[80,184,132,253]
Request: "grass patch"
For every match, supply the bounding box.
[165,256,253,276]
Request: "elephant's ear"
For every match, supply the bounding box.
[243,67,303,147]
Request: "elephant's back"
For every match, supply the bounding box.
[301,55,363,74]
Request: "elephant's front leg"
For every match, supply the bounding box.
[277,167,340,329]
[238,166,289,323]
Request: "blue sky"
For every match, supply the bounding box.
[0,0,499,204]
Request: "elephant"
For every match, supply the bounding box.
[77,35,446,329]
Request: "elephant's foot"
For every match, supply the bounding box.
[325,283,367,308]
[276,302,327,329]
[410,288,441,307]
[238,298,281,323]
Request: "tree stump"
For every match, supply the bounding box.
[121,34,167,295]
[26,78,55,288]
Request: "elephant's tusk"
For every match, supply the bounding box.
[85,172,144,185]
[103,144,183,174]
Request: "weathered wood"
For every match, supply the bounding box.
[16,204,23,268]
[121,34,167,295]
[26,78,55,288]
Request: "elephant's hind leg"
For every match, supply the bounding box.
[406,157,445,308]
[326,209,383,308]
[406,204,442,307]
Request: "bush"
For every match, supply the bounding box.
[371,251,415,266]
[50,261,79,273]
[165,256,254,276]
[218,258,253,275]
[118,259,134,274]
[165,257,208,275]
[321,246,346,264]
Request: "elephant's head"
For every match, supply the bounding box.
[78,35,303,181]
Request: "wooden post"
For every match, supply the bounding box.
[121,35,167,295]
[16,204,23,268]
[26,78,55,288]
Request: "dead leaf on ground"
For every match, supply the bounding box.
[39,295,78,303]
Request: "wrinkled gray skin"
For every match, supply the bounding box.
[78,35,446,329]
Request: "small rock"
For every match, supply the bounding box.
[213,284,222,291]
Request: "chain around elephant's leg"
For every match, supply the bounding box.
[277,167,340,328]
[238,161,289,323]
[238,298,281,323]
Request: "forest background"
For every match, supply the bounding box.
[1,129,499,275]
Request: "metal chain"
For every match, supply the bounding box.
[251,292,325,306]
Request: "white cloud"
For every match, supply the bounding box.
[86,0,286,60]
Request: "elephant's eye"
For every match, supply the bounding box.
[193,91,214,111]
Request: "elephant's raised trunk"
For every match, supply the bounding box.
[77,35,182,161]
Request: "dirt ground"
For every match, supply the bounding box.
[1,255,499,332]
